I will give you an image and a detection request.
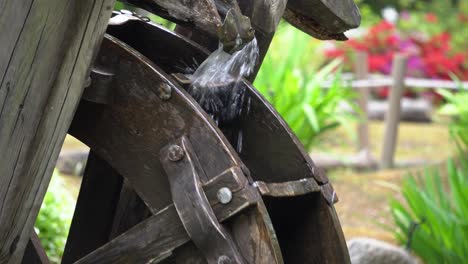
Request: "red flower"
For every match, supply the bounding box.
[368,55,388,72]
[424,13,438,23]
[324,49,345,59]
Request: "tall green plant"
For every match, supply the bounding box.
[255,24,356,150]
[389,159,468,263]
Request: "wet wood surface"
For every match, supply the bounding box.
[0,0,115,261]
[284,0,361,40]
[102,21,349,262]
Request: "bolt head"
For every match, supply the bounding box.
[157,83,172,101]
[218,256,232,264]
[168,145,184,161]
[217,187,233,204]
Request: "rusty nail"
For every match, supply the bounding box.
[168,145,184,161]
[217,187,232,204]
[218,255,232,264]
[157,82,172,101]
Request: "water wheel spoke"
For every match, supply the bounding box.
[21,231,50,264]
[62,152,123,264]
[108,180,152,240]
[74,205,188,264]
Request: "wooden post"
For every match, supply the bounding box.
[0,0,115,262]
[380,54,408,169]
[354,52,370,152]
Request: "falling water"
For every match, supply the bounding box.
[188,38,259,124]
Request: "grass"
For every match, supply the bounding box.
[327,120,452,243]
[315,121,453,162]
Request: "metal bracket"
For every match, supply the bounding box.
[160,136,247,264]
[82,66,115,104]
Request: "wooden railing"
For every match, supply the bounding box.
[323,51,466,169]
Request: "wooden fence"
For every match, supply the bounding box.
[329,51,466,169]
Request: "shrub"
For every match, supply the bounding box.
[325,20,468,81]
[438,88,468,150]
[35,171,74,263]
[255,24,357,150]
[389,158,468,263]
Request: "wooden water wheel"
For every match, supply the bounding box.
[1,0,361,263]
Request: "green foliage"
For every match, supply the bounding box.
[438,87,468,149]
[398,10,468,53]
[35,171,74,263]
[356,0,461,15]
[254,24,357,150]
[114,1,175,30]
[389,159,468,263]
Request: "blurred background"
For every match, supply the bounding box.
[40,1,467,263]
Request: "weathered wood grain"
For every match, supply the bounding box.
[123,0,222,35]
[75,205,188,264]
[255,178,321,197]
[285,0,360,39]
[0,0,115,262]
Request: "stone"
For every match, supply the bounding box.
[347,237,418,264]
[56,150,90,176]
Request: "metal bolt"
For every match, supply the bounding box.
[218,255,232,264]
[157,83,172,101]
[167,145,184,161]
[217,187,233,204]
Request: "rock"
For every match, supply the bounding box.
[348,237,418,264]
[310,149,378,170]
[56,150,89,176]
[367,98,432,123]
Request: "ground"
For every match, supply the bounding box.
[58,120,453,245]
[321,121,453,243]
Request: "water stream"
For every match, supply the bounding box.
[188,38,259,124]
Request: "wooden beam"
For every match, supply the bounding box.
[75,205,188,264]
[381,54,408,169]
[0,0,115,262]
[354,52,370,153]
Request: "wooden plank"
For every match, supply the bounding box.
[263,193,350,264]
[75,205,188,264]
[21,231,49,264]
[284,0,360,40]
[255,178,321,197]
[62,151,123,264]
[123,0,221,35]
[381,54,408,169]
[0,0,115,262]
